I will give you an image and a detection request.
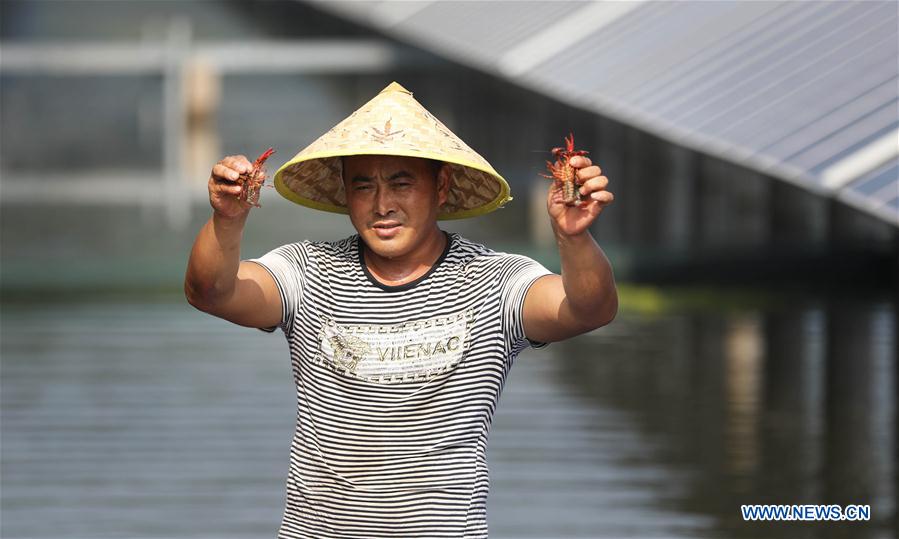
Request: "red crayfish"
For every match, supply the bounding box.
[238,147,276,207]
[542,133,589,206]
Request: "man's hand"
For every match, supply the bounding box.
[546,155,614,237]
[209,155,255,220]
[185,153,283,330]
[523,154,617,343]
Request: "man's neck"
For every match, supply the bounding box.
[363,229,447,286]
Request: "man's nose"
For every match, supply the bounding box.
[373,185,395,216]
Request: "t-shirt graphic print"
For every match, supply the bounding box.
[318,308,474,384]
[248,232,552,539]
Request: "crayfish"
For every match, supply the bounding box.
[542,133,589,206]
[238,147,276,207]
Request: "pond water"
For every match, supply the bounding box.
[1,287,895,538]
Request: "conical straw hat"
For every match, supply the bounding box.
[272,81,512,220]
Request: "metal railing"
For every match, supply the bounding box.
[0,19,401,229]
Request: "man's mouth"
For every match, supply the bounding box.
[372,221,402,238]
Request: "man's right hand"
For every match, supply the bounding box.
[209,155,254,220]
[186,153,284,331]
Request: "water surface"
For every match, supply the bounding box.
[2,289,894,538]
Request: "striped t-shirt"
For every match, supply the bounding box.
[247,231,552,538]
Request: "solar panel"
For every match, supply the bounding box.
[309,0,899,226]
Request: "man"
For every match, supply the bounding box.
[184,82,616,538]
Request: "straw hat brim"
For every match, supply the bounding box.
[273,151,512,221]
[271,81,513,220]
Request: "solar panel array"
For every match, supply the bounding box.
[311,0,898,226]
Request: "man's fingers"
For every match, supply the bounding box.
[213,181,243,197]
[589,190,614,203]
[213,156,251,179]
[569,156,593,168]
[576,165,601,181]
[578,175,609,195]
[210,167,243,197]
[224,155,252,173]
[212,163,242,182]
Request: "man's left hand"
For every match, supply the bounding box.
[546,155,614,237]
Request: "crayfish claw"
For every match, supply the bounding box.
[253,147,276,168]
[542,133,589,206]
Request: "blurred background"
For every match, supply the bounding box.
[1,1,896,538]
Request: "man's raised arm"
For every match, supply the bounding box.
[184,155,282,330]
[523,154,618,343]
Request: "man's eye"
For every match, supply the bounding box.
[354,185,373,191]
[394,182,411,188]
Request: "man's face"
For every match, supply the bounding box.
[342,155,449,260]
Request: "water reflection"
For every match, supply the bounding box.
[557,295,895,539]
[724,313,764,479]
[1,289,895,538]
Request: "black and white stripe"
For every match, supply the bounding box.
[248,231,551,538]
